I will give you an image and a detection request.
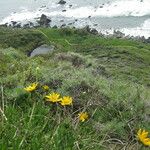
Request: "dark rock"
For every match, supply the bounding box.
[90,28,98,35]
[38,14,51,26]
[29,22,34,27]
[84,25,98,35]
[88,16,91,18]
[75,19,78,22]
[60,20,64,22]
[99,6,103,8]
[68,22,73,25]
[93,24,98,26]
[61,24,66,28]
[69,5,72,8]
[134,36,146,42]
[113,30,125,38]
[22,22,34,28]
[11,21,17,26]
[14,23,21,28]
[58,0,66,5]
[62,9,66,12]
[84,25,91,32]
[23,23,30,28]
[52,25,58,28]
[41,5,46,8]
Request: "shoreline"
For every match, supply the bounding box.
[0,0,150,40]
[0,15,150,43]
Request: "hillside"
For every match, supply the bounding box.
[0,27,150,150]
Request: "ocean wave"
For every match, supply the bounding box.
[0,0,150,38]
[57,0,150,18]
[101,19,150,38]
[120,19,150,38]
[1,0,150,24]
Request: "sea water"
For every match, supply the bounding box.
[0,0,150,38]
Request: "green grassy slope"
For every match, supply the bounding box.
[0,27,150,150]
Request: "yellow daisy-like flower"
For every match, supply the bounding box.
[43,85,49,90]
[45,92,61,103]
[60,96,73,106]
[24,83,38,92]
[78,112,89,122]
[137,129,150,146]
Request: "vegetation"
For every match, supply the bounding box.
[0,27,150,150]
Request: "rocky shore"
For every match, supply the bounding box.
[0,0,150,43]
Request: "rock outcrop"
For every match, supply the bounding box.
[58,0,66,5]
[30,44,55,57]
[38,14,51,27]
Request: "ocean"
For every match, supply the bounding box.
[0,0,150,38]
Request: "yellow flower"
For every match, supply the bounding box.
[78,112,89,122]
[45,92,61,103]
[137,129,150,146]
[60,96,73,106]
[24,83,38,92]
[43,85,49,90]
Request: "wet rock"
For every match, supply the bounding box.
[90,28,98,35]
[84,26,98,35]
[29,22,34,27]
[62,9,66,12]
[68,23,73,25]
[134,36,146,42]
[38,14,51,26]
[113,30,125,38]
[93,24,98,26]
[41,5,46,8]
[52,25,58,28]
[84,25,91,32]
[58,0,66,5]
[23,23,30,28]
[14,23,21,28]
[10,21,22,28]
[61,24,66,28]
[30,44,55,57]
[11,21,17,26]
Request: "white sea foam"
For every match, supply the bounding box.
[1,0,150,24]
[100,19,150,38]
[59,0,150,18]
[0,10,40,24]
[120,19,150,38]
[0,0,150,38]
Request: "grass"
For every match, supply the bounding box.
[0,27,150,150]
